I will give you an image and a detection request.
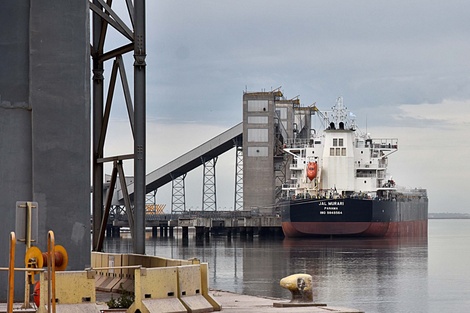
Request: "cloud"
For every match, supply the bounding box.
[144,0,470,127]
[104,1,470,213]
[363,100,470,212]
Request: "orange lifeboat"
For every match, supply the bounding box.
[306,162,317,181]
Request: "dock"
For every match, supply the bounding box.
[0,290,364,313]
[106,210,284,239]
[0,249,363,313]
[93,290,364,313]
[203,290,364,313]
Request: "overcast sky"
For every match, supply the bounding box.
[105,1,470,213]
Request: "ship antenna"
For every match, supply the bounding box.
[366,114,368,134]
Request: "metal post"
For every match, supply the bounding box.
[47,231,56,313]
[23,202,33,308]
[7,232,16,313]
[92,0,105,251]
[133,0,146,254]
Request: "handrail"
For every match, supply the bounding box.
[0,267,45,272]
[88,265,142,271]
[3,230,61,313]
[47,230,56,313]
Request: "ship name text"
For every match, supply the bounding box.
[319,201,344,215]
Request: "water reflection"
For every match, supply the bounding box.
[103,232,428,313]
[281,237,428,312]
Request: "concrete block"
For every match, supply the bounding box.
[56,303,99,313]
[179,295,213,313]
[177,265,213,312]
[200,263,221,311]
[140,298,187,313]
[55,271,96,304]
[141,267,179,299]
[129,267,186,313]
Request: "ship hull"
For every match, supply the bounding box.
[280,198,428,238]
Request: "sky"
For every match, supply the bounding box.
[103,1,470,214]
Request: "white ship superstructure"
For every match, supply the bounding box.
[282,97,398,200]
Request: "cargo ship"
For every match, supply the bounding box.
[280,98,428,238]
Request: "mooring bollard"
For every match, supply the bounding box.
[274,273,327,308]
[279,273,313,303]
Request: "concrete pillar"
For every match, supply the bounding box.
[152,226,158,238]
[106,225,113,238]
[112,227,120,238]
[195,226,205,240]
[182,226,189,239]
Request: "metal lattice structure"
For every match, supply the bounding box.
[146,190,160,213]
[90,0,147,253]
[171,174,187,214]
[234,142,244,211]
[202,157,218,211]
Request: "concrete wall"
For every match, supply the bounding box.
[242,92,276,213]
[0,0,90,300]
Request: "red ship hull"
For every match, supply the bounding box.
[282,220,428,238]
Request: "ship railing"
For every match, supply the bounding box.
[282,183,297,190]
[289,164,304,170]
[283,138,313,148]
[370,138,398,150]
[356,172,377,178]
[356,164,387,170]
[181,210,255,219]
[397,188,428,198]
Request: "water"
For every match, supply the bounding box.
[103,219,470,313]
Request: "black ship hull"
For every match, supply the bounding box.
[280,197,428,238]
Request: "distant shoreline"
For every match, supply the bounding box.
[428,213,470,219]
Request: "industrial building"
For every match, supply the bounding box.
[242,90,312,214]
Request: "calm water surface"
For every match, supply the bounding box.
[104,219,470,313]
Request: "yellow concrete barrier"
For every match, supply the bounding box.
[200,263,221,311]
[90,252,221,313]
[93,253,133,293]
[177,265,214,313]
[36,270,99,313]
[92,253,116,292]
[128,267,186,313]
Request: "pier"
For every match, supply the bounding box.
[101,91,313,248]
[105,210,283,239]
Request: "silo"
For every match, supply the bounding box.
[0,1,90,300]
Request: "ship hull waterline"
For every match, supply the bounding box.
[280,198,428,238]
